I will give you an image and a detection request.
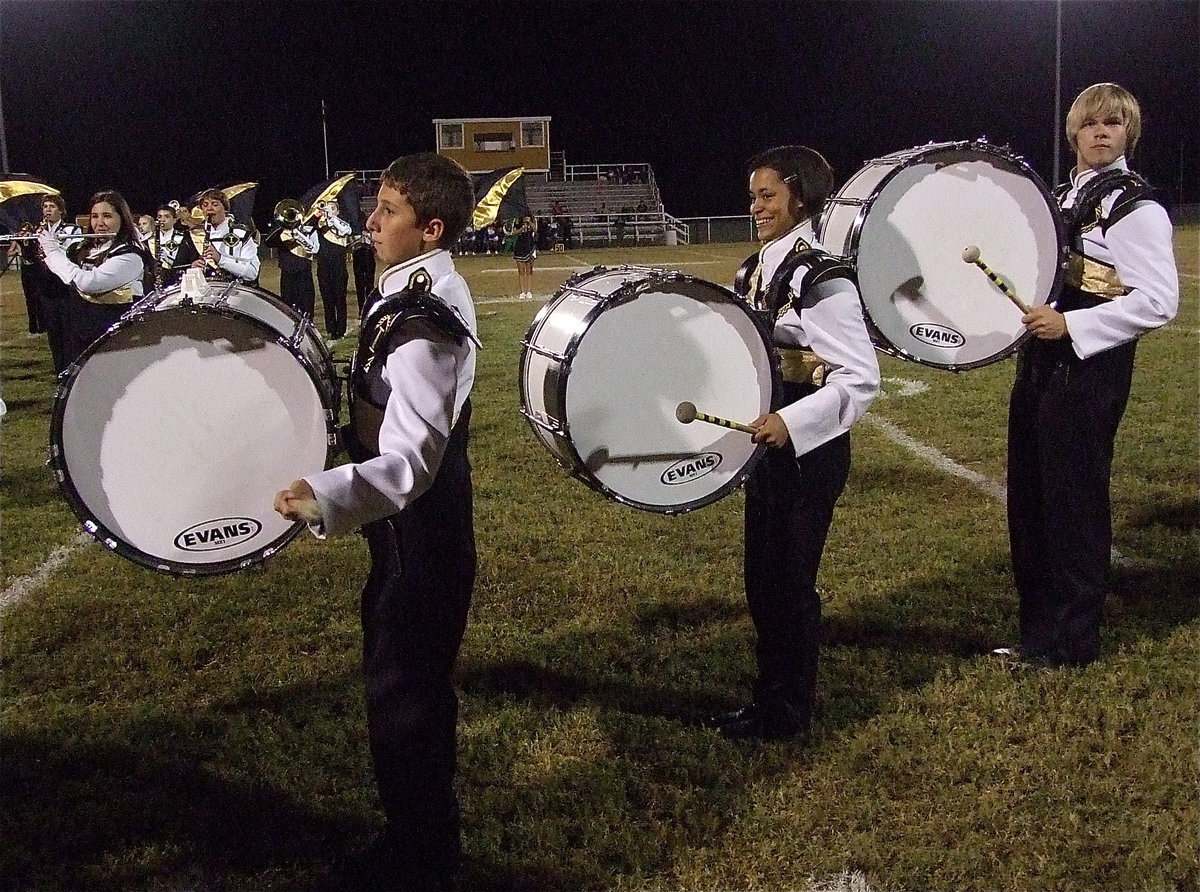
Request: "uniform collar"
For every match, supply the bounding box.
[378,249,451,297]
[1071,156,1129,190]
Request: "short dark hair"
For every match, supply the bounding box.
[746,145,835,221]
[381,153,475,248]
[198,188,230,212]
[43,194,67,214]
[157,204,178,217]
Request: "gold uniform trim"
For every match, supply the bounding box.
[80,284,134,305]
[1065,251,1127,300]
[778,347,826,386]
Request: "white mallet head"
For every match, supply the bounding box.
[675,401,698,424]
[961,245,982,264]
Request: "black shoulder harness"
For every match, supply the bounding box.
[351,267,477,411]
[1062,169,1155,239]
[734,237,854,323]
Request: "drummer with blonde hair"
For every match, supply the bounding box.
[998,82,1178,668]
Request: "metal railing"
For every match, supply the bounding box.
[675,215,755,245]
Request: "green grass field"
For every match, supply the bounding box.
[2,233,1197,891]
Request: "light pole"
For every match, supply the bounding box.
[1053,0,1062,185]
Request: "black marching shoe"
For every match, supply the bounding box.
[706,697,810,743]
[987,645,1057,670]
[322,832,465,892]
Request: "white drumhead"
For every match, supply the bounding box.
[823,145,1062,368]
[561,275,773,511]
[56,306,330,572]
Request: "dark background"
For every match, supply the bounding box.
[2,0,1196,224]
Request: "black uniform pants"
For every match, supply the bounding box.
[19,264,46,333]
[743,389,850,716]
[1007,337,1135,666]
[352,246,376,317]
[357,402,475,871]
[317,245,348,338]
[278,265,316,319]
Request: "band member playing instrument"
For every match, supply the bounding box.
[317,199,352,339]
[511,214,537,300]
[1000,83,1178,668]
[712,146,880,742]
[274,153,478,888]
[276,222,320,318]
[39,190,147,371]
[146,204,200,288]
[137,214,154,242]
[189,188,260,283]
[7,195,81,346]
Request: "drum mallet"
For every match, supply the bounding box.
[675,401,757,435]
[962,245,1032,314]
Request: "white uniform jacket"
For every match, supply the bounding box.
[1061,157,1179,359]
[204,218,261,282]
[751,220,880,457]
[40,233,144,301]
[304,249,477,537]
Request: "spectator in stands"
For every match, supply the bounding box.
[559,216,574,249]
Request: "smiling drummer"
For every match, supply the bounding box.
[712,145,880,743]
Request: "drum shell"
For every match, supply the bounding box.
[49,282,339,576]
[818,141,1066,370]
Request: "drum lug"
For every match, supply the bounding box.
[519,340,567,363]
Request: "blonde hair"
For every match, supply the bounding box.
[1065,83,1142,154]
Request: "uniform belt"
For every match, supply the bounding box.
[777,348,826,386]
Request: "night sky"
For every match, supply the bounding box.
[2,0,1197,225]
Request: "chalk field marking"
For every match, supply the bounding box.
[864,412,1137,569]
[0,532,91,622]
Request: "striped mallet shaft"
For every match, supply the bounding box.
[961,245,1032,314]
[675,401,757,435]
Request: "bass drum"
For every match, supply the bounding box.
[818,140,1065,369]
[50,280,339,576]
[519,266,780,514]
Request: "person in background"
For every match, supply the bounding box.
[511,214,537,300]
[39,190,146,369]
[999,82,1178,668]
[352,209,377,318]
[189,189,259,284]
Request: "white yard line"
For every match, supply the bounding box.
[0,531,91,623]
[863,413,1136,568]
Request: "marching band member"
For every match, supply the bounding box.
[276,222,320,318]
[137,214,155,243]
[39,190,146,371]
[7,195,81,348]
[317,199,352,340]
[145,204,200,288]
[189,188,260,283]
[711,145,880,743]
[274,153,478,889]
[352,209,377,316]
[1000,83,1178,668]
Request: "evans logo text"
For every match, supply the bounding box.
[174,518,263,552]
[660,453,722,486]
[910,323,965,348]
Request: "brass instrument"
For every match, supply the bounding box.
[273,198,306,228]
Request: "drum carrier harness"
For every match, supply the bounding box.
[1054,168,1154,313]
[734,235,856,391]
[344,267,477,462]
